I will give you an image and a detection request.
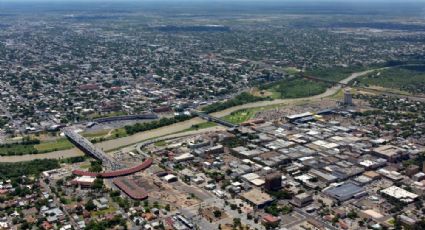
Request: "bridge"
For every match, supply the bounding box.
[63,128,122,170]
[191,110,237,128]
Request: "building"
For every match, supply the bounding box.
[291,193,313,207]
[264,172,282,191]
[70,176,96,188]
[262,214,280,227]
[372,145,404,162]
[309,169,338,183]
[93,198,109,210]
[241,189,273,209]
[405,165,420,177]
[412,172,425,182]
[174,153,194,162]
[343,90,352,105]
[324,182,365,202]
[163,174,178,183]
[380,186,418,203]
[113,178,148,200]
[204,145,224,155]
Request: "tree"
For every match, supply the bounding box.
[85,200,96,211]
[347,210,358,219]
[213,210,222,218]
[233,218,241,227]
[92,178,104,190]
[165,204,171,211]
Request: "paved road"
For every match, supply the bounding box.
[0,69,377,163]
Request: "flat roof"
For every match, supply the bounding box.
[381,186,418,203]
[286,112,313,120]
[242,189,273,206]
[324,182,364,201]
[373,145,402,157]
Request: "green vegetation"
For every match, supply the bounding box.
[124,115,192,135]
[265,202,293,216]
[305,66,365,82]
[186,122,217,131]
[354,65,425,94]
[154,140,167,147]
[90,128,128,143]
[283,67,301,75]
[0,143,38,156]
[202,92,267,114]
[0,159,60,180]
[223,109,256,124]
[221,137,247,148]
[91,206,117,217]
[34,138,74,152]
[89,161,103,172]
[0,138,41,156]
[261,77,329,99]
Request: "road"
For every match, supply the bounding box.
[0,69,377,163]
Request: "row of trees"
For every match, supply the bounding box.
[202,92,266,114]
[0,159,60,180]
[124,115,192,135]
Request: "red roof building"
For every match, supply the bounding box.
[113,178,148,200]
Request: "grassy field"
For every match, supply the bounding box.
[305,66,366,82]
[0,144,39,156]
[354,65,425,94]
[154,140,167,147]
[223,109,256,124]
[283,67,301,75]
[185,122,217,132]
[91,205,117,217]
[34,138,74,152]
[262,77,329,99]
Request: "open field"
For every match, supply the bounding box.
[35,138,74,152]
[223,109,256,124]
[354,65,425,95]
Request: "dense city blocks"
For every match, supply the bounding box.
[0,1,425,230]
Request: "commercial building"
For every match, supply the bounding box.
[264,172,282,191]
[380,186,418,203]
[70,176,96,188]
[241,189,273,209]
[163,174,178,183]
[343,90,353,105]
[324,182,365,202]
[291,193,313,207]
[373,145,404,162]
[113,178,148,200]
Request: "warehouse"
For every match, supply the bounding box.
[113,178,148,200]
[324,182,365,202]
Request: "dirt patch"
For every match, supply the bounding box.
[200,206,228,222]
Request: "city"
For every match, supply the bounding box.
[0,1,425,230]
